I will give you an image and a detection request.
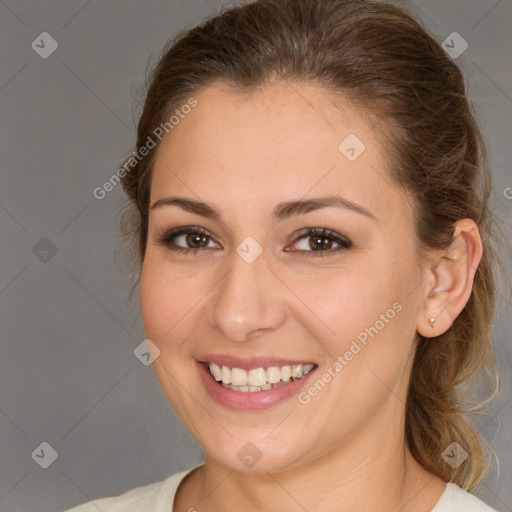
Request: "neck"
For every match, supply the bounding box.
[176,419,446,512]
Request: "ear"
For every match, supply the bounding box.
[416,219,483,338]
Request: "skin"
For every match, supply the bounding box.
[139,81,483,512]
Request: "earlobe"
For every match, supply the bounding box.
[417,219,483,338]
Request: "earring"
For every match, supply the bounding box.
[428,317,436,329]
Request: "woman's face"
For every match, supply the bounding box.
[140,81,429,473]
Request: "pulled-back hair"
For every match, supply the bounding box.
[120,0,501,490]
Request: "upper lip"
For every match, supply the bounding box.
[197,354,317,371]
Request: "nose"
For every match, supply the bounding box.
[205,248,287,342]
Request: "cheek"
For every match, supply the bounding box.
[139,258,205,345]
[291,265,393,335]
[290,252,418,360]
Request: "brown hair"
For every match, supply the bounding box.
[120,0,501,490]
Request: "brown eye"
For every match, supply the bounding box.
[158,226,221,254]
[288,227,352,258]
[184,232,210,248]
[309,234,335,251]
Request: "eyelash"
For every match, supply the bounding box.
[156,226,352,258]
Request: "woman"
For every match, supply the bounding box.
[65,0,503,510]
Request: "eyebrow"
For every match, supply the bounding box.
[149,195,376,222]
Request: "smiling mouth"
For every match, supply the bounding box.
[205,362,317,392]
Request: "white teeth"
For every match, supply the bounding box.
[209,362,222,381]
[303,364,314,375]
[266,367,281,383]
[226,384,249,391]
[207,362,315,391]
[231,367,248,386]
[221,365,230,384]
[291,364,303,378]
[248,368,267,387]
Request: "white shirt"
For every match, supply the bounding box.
[63,465,501,511]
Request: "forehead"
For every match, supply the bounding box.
[150,81,408,223]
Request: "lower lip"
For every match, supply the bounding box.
[197,361,316,410]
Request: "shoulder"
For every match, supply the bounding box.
[61,466,202,512]
[432,483,501,512]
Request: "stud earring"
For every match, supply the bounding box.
[428,317,436,329]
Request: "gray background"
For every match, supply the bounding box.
[0,1,510,511]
